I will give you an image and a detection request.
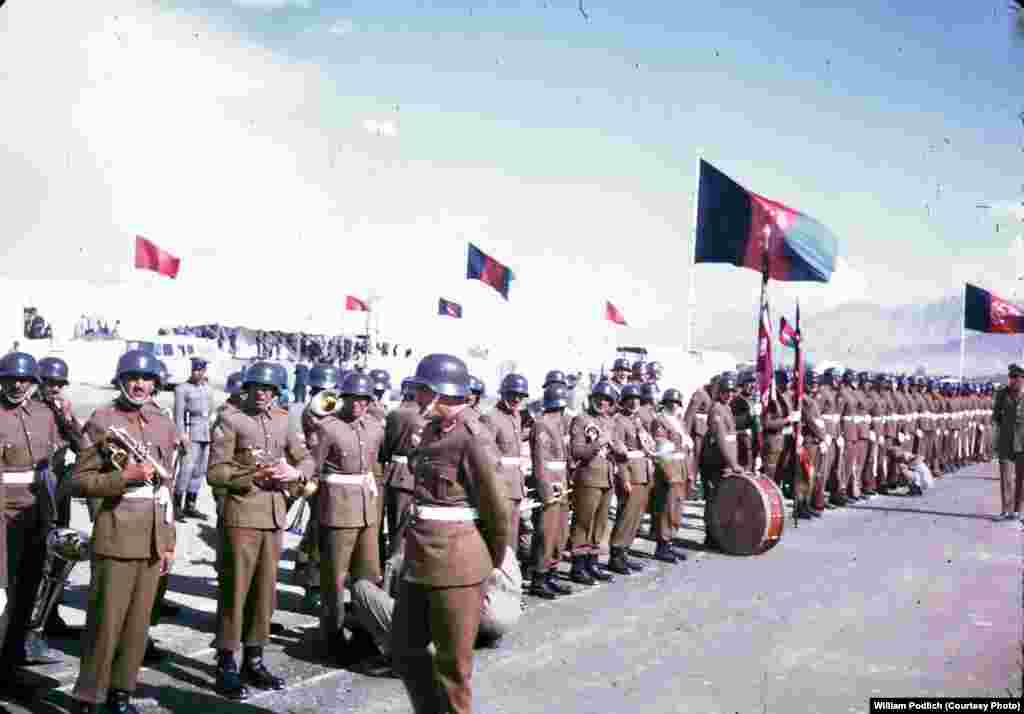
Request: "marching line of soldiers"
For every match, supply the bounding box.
[0,345,1004,714]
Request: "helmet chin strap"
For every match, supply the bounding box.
[118,380,148,408]
[1,383,33,406]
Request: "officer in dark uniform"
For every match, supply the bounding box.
[391,354,510,714]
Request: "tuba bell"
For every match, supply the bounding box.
[309,389,343,418]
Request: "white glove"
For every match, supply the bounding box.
[754,456,763,472]
[916,430,923,438]
[787,411,801,424]
[868,431,877,443]
[751,403,762,417]
[824,434,833,448]
[837,436,845,449]
[0,588,7,614]
[682,434,694,449]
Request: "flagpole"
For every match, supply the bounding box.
[687,152,701,354]
[959,282,966,383]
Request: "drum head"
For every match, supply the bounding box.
[710,474,780,556]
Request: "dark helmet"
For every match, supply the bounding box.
[841,368,856,385]
[646,361,664,380]
[894,374,907,387]
[0,352,39,382]
[914,375,927,386]
[500,373,529,397]
[542,384,570,410]
[308,365,339,389]
[37,356,69,384]
[340,371,375,398]
[243,362,287,393]
[157,360,171,388]
[612,357,631,372]
[400,377,416,396]
[225,371,244,395]
[543,370,567,388]
[411,353,470,398]
[115,350,161,383]
[631,360,648,377]
[591,380,619,403]
[718,371,738,392]
[805,369,820,387]
[640,382,659,402]
[857,371,871,385]
[620,384,642,402]
[468,375,485,396]
[738,371,757,386]
[369,368,390,386]
[661,388,684,405]
[775,369,791,386]
[190,357,208,371]
[822,368,839,387]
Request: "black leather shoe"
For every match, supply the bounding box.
[545,573,573,596]
[607,551,632,576]
[670,545,689,561]
[625,554,645,571]
[159,600,182,617]
[22,631,62,664]
[184,495,208,521]
[351,653,395,678]
[71,701,102,714]
[809,508,823,518]
[143,638,169,665]
[43,612,82,638]
[106,689,140,714]
[653,543,677,564]
[569,557,596,586]
[242,649,286,691]
[216,653,251,701]
[586,555,614,582]
[528,576,558,600]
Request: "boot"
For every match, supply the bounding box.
[545,572,573,596]
[22,630,61,664]
[242,646,286,690]
[669,544,689,560]
[71,702,103,714]
[174,493,186,523]
[302,587,322,613]
[528,573,558,600]
[607,548,632,575]
[106,690,140,714]
[625,552,645,572]
[183,493,207,521]
[653,542,677,564]
[586,554,614,582]
[569,556,596,586]
[216,650,251,701]
[796,504,813,520]
[44,608,81,638]
[143,638,169,665]
[807,507,823,518]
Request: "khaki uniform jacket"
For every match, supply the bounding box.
[0,399,58,520]
[402,408,510,587]
[381,402,425,492]
[314,414,384,528]
[481,405,526,501]
[569,412,615,489]
[705,401,740,471]
[837,387,860,443]
[530,413,569,502]
[650,410,687,484]
[208,405,314,530]
[801,394,827,444]
[367,402,388,426]
[761,392,793,451]
[683,387,712,439]
[816,388,838,438]
[70,401,176,560]
[612,411,652,486]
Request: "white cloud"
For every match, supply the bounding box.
[361,118,398,137]
[327,18,355,36]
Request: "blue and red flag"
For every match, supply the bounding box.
[695,159,838,283]
[779,315,799,348]
[467,243,513,300]
[438,297,463,318]
[964,283,1024,334]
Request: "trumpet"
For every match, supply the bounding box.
[309,389,343,418]
[100,425,170,488]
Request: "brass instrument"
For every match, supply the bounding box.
[100,425,171,488]
[27,528,91,634]
[584,422,610,459]
[309,389,343,418]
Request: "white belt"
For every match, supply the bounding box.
[724,434,737,443]
[824,415,839,422]
[696,413,708,421]
[814,418,825,428]
[500,456,523,466]
[842,416,856,423]
[871,417,883,423]
[413,505,478,521]
[669,453,687,461]
[781,426,793,435]
[544,461,567,471]
[626,450,645,459]
[123,485,171,502]
[391,455,409,464]
[2,473,33,485]
[324,473,374,486]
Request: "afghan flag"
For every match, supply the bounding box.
[756,292,775,410]
[605,300,628,326]
[964,283,1024,334]
[345,295,369,311]
[695,159,838,282]
[438,297,463,318]
[779,315,799,348]
[134,236,180,279]
[467,243,513,300]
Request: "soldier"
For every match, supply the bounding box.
[650,388,690,559]
[731,373,759,471]
[808,370,833,514]
[683,376,714,495]
[467,376,485,414]
[859,372,881,497]
[33,356,85,639]
[568,380,619,585]
[314,371,386,660]
[630,360,649,385]
[208,362,313,700]
[992,364,1024,522]
[481,374,530,554]
[796,371,825,520]
[875,375,899,494]
[212,372,245,568]
[542,370,575,573]
[761,370,795,488]
[293,363,310,405]
[67,350,177,714]
[701,372,742,551]
[609,358,631,389]
[391,354,510,714]
[365,368,391,561]
[173,357,213,521]
[0,351,62,693]
[382,378,430,564]
[527,384,574,599]
[646,361,665,385]
[608,384,658,573]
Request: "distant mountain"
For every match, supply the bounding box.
[695,294,1024,378]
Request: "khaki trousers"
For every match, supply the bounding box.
[320,525,381,643]
[610,480,652,550]
[530,501,563,574]
[392,580,483,714]
[570,486,611,556]
[73,556,162,704]
[216,527,282,652]
[651,480,683,542]
[295,492,321,589]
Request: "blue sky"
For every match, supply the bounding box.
[2,0,1023,352]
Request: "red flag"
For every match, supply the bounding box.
[779,315,798,348]
[134,236,180,279]
[756,291,774,411]
[345,296,369,311]
[605,301,627,326]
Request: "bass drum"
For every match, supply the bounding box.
[709,472,785,556]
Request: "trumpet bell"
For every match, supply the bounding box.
[309,390,343,418]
